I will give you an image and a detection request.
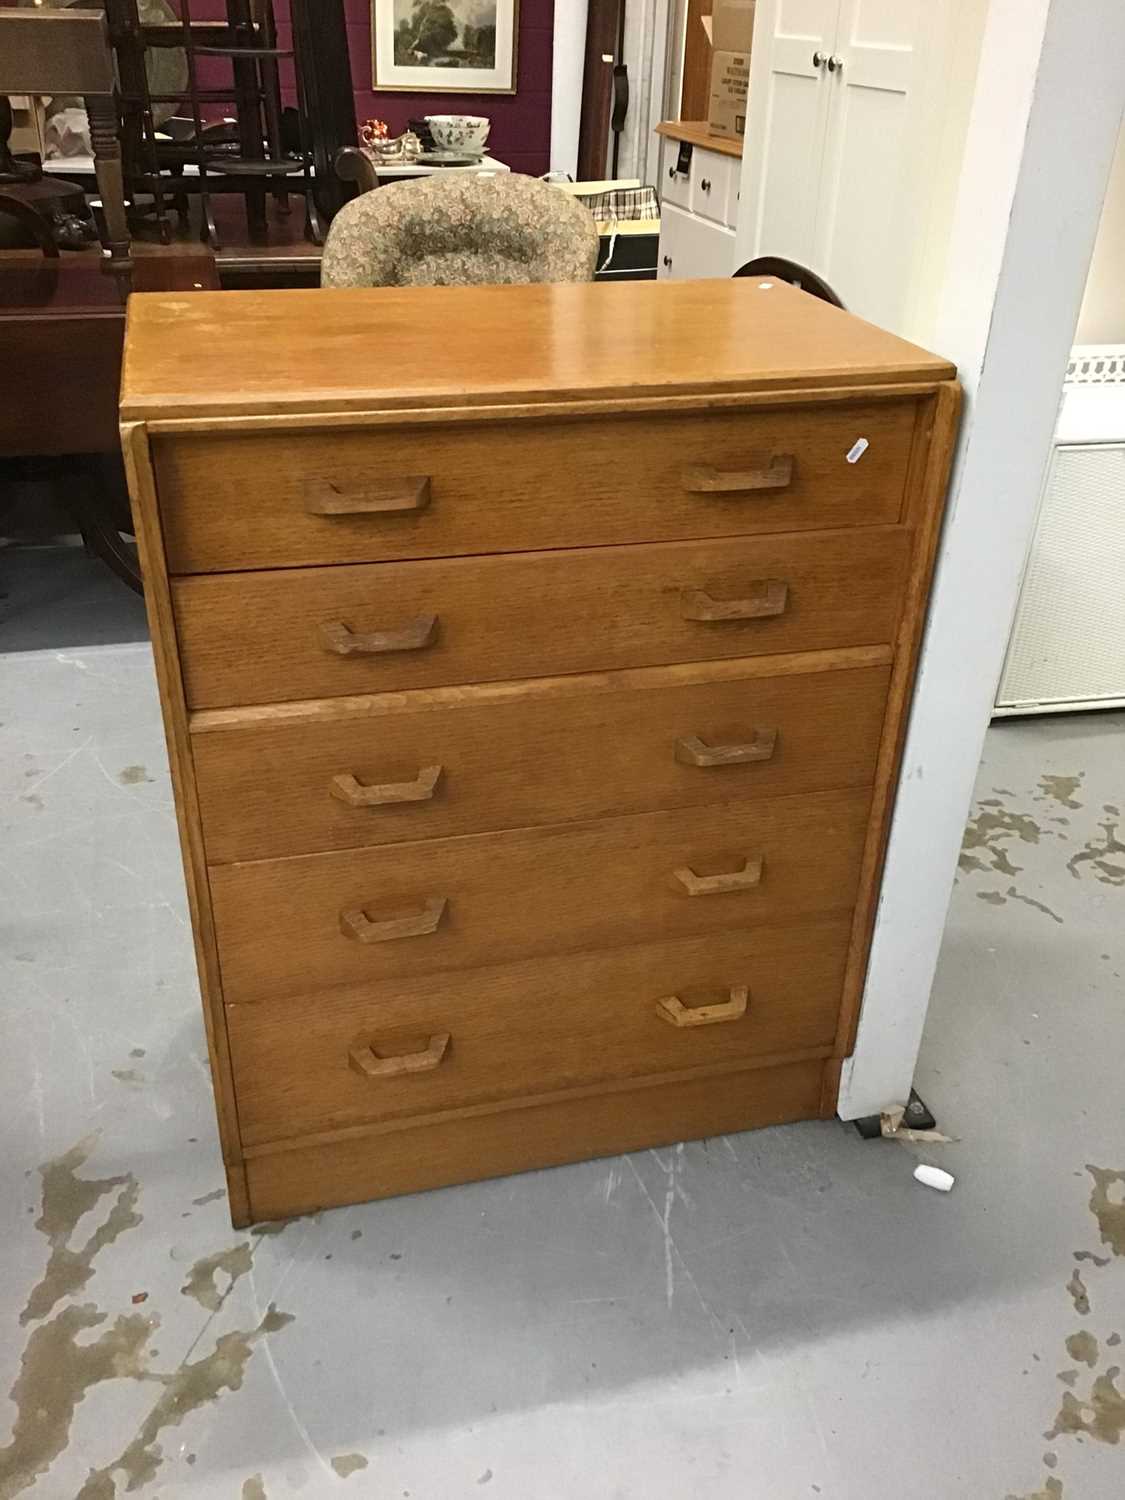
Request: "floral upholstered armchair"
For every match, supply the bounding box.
[320,173,599,288]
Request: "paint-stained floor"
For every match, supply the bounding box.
[1,633,1123,1499]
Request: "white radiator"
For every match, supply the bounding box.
[995,344,1125,715]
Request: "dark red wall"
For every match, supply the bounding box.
[194,0,556,178]
[338,0,555,178]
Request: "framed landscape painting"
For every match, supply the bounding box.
[373,0,519,93]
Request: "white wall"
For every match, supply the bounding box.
[1076,119,1125,344]
[550,0,670,183]
[619,0,672,182]
[550,1,589,178]
[901,0,989,348]
[840,0,1125,1118]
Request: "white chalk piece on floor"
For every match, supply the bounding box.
[914,1164,955,1192]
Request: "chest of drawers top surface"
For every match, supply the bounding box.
[121,278,955,423]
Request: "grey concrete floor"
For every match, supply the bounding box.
[0,579,1123,1496]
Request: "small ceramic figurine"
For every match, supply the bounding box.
[358,119,389,148]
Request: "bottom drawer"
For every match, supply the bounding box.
[242,1057,831,1221]
[227,918,851,1149]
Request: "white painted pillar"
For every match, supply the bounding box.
[840,0,1125,1117]
[550,0,589,178]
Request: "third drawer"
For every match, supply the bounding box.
[194,659,892,863]
[209,786,872,1004]
[174,528,911,709]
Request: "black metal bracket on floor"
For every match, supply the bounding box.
[854,1088,937,1140]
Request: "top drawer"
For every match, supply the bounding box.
[690,150,738,226]
[153,402,918,573]
[662,137,693,210]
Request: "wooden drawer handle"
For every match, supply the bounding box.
[349,1031,450,1078]
[331,765,443,807]
[675,730,777,767]
[306,476,431,516]
[656,987,749,1028]
[682,456,795,493]
[340,896,447,943]
[681,582,788,621]
[672,857,763,896]
[319,615,438,656]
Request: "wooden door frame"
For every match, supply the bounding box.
[679,0,712,119]
[577,0,626,180]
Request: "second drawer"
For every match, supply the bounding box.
[174,529,910,709]
[209,787,872,1003]
[194,659,892,863]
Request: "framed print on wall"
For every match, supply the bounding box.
[373,1,520,94]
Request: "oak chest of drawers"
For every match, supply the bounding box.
[121,278,958,1226]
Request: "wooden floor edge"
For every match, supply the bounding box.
[240,1046,836,1160]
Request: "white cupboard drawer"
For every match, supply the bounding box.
[658,202,738,281]
[661,138,692,209]
[690,149,738,227]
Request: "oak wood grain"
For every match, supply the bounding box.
[227,919,850,1148]
[656,121,742,160]
[208,787,871,1004]
[120,271,961,1222]
[193,660,891,863]
[242,1059,828,1220]
[119,424,250,1226]
[155,399,917,573]
[189,645,895,730]
[121,279,956,422]
[173,528,912,709]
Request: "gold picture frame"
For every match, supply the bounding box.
[371,0,520,95]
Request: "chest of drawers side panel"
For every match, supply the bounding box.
[831,381,963,1065]
[120,422,251,1228]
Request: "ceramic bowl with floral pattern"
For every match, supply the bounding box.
[426,115,491,155]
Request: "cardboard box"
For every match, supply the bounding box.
[710,0,755,54]
[707,48,750,140]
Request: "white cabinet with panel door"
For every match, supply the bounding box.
[656,129,742,280]
[658,201,738,280]
[736,0,984,340]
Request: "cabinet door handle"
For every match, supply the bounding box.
[340,895,447,943]
[331,765,443,807]
[700,177,712,192]
[319,615,438,656]
[656,987,749,1028]
[671,857,763,896]
[812,50,827,67]
[305,476,431,516]
[680,582,788,621]
[827,54,843,71]
[682,455,794,493]
[349,1032,450,1078]
[674,730,777,767]
[662,254,673,268]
